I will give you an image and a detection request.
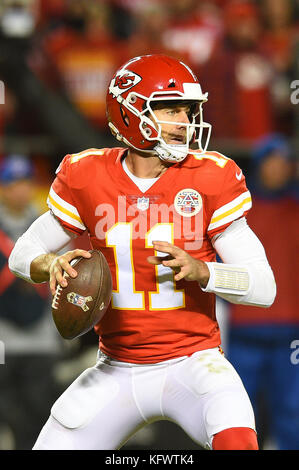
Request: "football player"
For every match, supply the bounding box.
[9,55,276,450]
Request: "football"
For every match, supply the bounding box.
[51,250,112,339]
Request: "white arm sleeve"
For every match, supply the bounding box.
[8,210,76,282]
[201,217,276,307]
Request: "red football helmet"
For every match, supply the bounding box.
[106,54,212,163]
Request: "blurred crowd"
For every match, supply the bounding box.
[0,0,298,451]
[0,0,298,159]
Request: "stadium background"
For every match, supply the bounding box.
[0,0,298,450]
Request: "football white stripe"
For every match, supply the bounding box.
[211,191,251,221]
[208,200,252,231]
[47,199,86,231]
[71,149,104,163]
[49,187,82,219]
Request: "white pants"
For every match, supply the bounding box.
[33,348,255,450]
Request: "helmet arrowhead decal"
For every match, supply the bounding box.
[109,70,142,97]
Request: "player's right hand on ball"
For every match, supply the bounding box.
[49,249,91,296]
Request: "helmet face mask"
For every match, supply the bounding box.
[106,55,212,163]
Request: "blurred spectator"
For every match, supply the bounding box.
[0,8,114,157]
[198,0,275,143]
[161,0,224,67]
[37,0,66,31]
[0,1,38,136]
[260,0,299,135]
[0,154,63,449]
[0,86,18,143]
[261,0,298,71]
[40,0,128,131]
[0,0,37,39]
[126,1,183,59]
[0,154,39,238]
[227,134,299,450]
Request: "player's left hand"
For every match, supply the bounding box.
[147,241,210,287]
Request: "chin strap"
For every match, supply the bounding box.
[153,143,188,163]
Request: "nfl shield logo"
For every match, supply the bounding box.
[67,292,93,312]
[137,197,150,211]
[74,294,84,307]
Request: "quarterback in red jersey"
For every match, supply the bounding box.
[9,55,276,450]
[48,146,250,364]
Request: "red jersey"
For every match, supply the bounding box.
[47,147,251,363]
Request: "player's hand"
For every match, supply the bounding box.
[147,241,210,287]
[49,249,91,295]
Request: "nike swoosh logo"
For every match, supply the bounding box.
[236,170,243,180]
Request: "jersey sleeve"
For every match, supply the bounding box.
[47,155,87,235]
[207,159,252,240]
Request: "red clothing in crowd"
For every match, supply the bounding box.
[161,4,223,67]
[198,42,274,142]
[230,196,299,325]
[42,28,128,130]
